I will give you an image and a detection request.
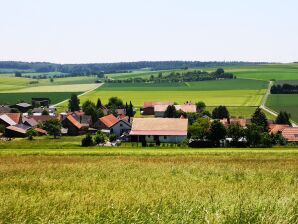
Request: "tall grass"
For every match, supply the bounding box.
[0,151,297,223]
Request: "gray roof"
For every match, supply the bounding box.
[16,103,32,108]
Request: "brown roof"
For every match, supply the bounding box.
[26,115,55,123]
[130,118,188,136]
[175,105,196,113]
[220,118,250,127]
[282,128,298,142]
[66,115,82,129]
[6,125,27,134]
[269,124,290,135]
[0,113,21,124]
[99,114,119,128]
[0,114,17,126]
[144,102,173,108]
[34,127,48,135]
[23,117,38,127]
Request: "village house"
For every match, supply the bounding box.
[220,118,251,128]
[5,124,31,138]
[281,127,298,143]
[154,104,196,117]
[142,102,173,115]
[94,114,131,137]
[61,114,90,136]
[0,114,17,127]
[130,118,188,144]
[269,124,290,135]
[24,115,55,124]
[22,117,38,127]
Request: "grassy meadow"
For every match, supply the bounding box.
[266,94,298,123]
[0,146,297,223]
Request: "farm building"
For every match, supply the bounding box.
[14,103,32,113]
[5,124,31,138]
[25,115,55,123]
[94,114,131,137]
[220,118,251,128]
[32,98,51,107]
[130,118,188,144]
[22,117,38,127]
[269,124,290,134]
[61,114,89,136]
[154,104,196,117]
[142,102,173,115]
[0,114,17,127]
[281,127,298,142]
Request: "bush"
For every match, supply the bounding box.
[109,134,117,142]
[81,134,94,147]
[94,132,108,144]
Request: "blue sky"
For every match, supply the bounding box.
[0,0,297,63]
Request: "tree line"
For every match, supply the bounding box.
[1,61,262,74]
[271,83,298,94]
[106,68,235,84]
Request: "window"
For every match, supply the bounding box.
[120,123,123,127]
[164,136,167,140]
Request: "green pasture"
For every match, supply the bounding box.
[266,94,298,123]
[1,83,100,93]
[224,63,298,81]
[101,79,267,91]
[0,145,297,223]
[0,92,82,105]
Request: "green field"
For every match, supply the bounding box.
[0,144,297,223]
[0,92,83,105]
[79,79,267,117]
[266,94,298,123]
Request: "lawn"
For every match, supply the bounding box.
[266,94,298,123]
[0,146,297,223]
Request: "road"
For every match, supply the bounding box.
[52,83,103,107]
[260,81,297,127]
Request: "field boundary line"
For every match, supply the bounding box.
[53,83,103,107]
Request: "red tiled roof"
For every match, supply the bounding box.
[282,128,298,142]
[269,124,290,135]
[0,113,21,124]
[66,115,82,129]
[68,111,85,117]
[99,114,119,128]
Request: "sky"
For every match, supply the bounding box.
[0,0,297,63]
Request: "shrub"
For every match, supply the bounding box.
[81,134,94,147]
[109,134,117,142]
[94,132,108,144]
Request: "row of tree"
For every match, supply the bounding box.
[106,68,235,84]
[271,84,298,94]
[188,108,286,148]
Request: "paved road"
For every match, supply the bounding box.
[53,83,103,107]
[260,81,298,127]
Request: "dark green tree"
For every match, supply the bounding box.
[212,106,230,119]
[43,119,61,139]
[275,111,291,125]
[96,98,103,109]
[208,120,227,146]
[26,129,38,140]
[196,101,206,112]
[81,134,94,147]
[68,94,80,112]
[188,118,210,139]
[251,108,268,131]
[107,97,124,108]
[245,123,263,147]
[164,105,177,118]
[227,123,245,146]
[42,110,49,115]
